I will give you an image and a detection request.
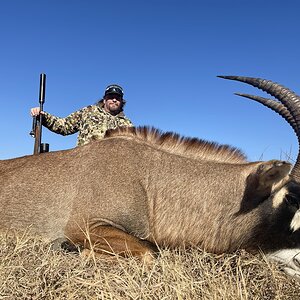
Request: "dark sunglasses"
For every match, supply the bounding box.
[105,93,122,101]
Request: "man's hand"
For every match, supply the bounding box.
[30,107,45,117]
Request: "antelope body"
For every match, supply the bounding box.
[1,76,300,278]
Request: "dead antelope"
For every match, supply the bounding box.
[0,76,300,277]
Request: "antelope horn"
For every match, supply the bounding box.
[218,76,300,182]
[234,93,298,134]
[217,76,300,121]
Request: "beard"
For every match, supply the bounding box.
[106,102,122,115]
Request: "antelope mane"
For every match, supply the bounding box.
[104,126,247,163]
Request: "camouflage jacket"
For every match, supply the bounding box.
[42,104,133,146]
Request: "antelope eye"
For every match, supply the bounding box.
[285,193,300,209]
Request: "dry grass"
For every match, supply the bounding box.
[0,231,300,300]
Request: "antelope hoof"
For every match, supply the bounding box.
[50,237,79,253]
[50,237,69,251]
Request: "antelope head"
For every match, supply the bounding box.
[219,76,300,278]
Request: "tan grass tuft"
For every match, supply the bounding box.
[0,232,299,299]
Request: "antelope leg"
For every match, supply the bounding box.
[81,225,156,263]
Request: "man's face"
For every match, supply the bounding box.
[103,93,123,115]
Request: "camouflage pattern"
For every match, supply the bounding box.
[42,103,133,146]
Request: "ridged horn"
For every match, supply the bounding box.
[217,76,300,123]
[234,93,298,134]
[218,76,300,182]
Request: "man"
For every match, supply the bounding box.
[30,84,133,146]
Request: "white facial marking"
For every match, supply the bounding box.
[267,249,300,279]
[290,209,300,232]
[268,248,300,265]
[272,187,288,208]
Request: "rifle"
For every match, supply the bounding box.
[29,73,49,154]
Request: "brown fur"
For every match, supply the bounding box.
[0,127,297,257]
[105,126,247,163]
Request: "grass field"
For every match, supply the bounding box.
[1,231,300,300]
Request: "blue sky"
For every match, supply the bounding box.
[0,0,299,163]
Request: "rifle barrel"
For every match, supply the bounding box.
[39,73,46,105]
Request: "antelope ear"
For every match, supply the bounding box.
[237,161,291,214]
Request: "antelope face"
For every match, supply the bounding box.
[271,181,300,235]
[285,181,300,232]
